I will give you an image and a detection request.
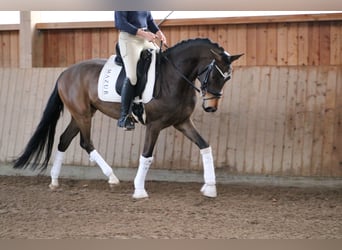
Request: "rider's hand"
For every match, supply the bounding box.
[156,30,167,45]
[137,29,157,42]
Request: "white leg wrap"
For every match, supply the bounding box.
[133,155,153,199]
[89,150,119,184]
[200,147,217,198]
[49,150,64,189]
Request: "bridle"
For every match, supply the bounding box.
[160,48,232,99]
[197,59,232,99]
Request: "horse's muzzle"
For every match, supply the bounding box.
[202,94,219,112]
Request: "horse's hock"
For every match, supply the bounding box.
[0,66,341,182]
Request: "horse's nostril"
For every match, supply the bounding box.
[204,106,217,112]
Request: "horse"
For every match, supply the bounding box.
[13,38,243,199]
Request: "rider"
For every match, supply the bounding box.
[114,11,167,130]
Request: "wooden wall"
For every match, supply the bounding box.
[1,14,342,67]
[0,25,19,67]
[35,14,342,67]
[0,66,341,177]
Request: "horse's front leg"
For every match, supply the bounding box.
[174,119,217,198]
[133,123,161,199]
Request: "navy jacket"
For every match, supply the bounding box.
[115,11,159,35]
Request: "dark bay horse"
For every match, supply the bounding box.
[13,38,243,199]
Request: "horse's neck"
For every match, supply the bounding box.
[158,41,217,87]
[157,48,210,97]
[166,47,211,76]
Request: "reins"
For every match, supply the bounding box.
[158,42,202,93]
[156,41,229,100]
[154,12,202,94]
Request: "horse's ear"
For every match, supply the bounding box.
[229,54,244,63]
[211,50,244,63]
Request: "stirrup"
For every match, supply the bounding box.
[118,115,135,130]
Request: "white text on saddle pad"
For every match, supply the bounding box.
[98,52,156,103]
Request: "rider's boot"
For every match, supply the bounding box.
[117,78,135,130]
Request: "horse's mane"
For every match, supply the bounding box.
[163,38,224,56]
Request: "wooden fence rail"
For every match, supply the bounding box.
[0,66,341,177]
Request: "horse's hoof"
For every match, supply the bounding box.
[108,173,120,186]
[49,183,59,190]
[132,189,149,199]
[201,184,217,198]
[109,183,119,189]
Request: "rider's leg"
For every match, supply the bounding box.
[117,32,144,130]
[118,78,136,130]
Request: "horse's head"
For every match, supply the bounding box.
[197,50,243,112]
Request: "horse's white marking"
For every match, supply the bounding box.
[49,150,65,189]
[200,146,217,197]
[132,189,149,199]
[132,148,217,199]
[132,155,153,199]
[108,172,120,187]
[201,184,217,198]
[89,149,119,185]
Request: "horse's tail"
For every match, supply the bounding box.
[13,83,64,172]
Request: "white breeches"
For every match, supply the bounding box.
[118,31,157,85]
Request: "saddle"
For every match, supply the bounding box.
[115,44,154,124]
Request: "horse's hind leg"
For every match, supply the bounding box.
[174,119,217,198]
[49,118,79,189]
[76,115,120,186]
[50,115,119,189]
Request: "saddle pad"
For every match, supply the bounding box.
[98,52,156,104]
